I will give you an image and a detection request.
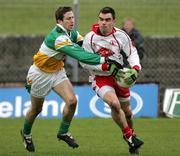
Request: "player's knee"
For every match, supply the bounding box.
[109,100,121,112]
[67,96,77,107]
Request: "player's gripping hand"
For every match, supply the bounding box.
[107,63,124,79]
[123,68,139,85]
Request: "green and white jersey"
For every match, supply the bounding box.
[33,24,104,73]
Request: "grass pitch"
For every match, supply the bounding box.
[0,118,180,156]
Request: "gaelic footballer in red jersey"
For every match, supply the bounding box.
[80,7,143,154]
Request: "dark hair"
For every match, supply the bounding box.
[55,6,72,22]
[99,7,115,19]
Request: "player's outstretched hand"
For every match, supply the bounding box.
[108,64,124,79]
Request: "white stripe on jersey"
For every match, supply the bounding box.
[39,42,65,60]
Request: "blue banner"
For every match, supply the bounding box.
[0,84,158,118]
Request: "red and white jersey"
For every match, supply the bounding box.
[81,24,141,77]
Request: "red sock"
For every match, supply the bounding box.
[123,127,133,139]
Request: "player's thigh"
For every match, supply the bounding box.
[53,79,76,104]
[98,87,120,109]
[103,90,119,104]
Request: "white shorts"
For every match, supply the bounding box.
[26,64,68,98]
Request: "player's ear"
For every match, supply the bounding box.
[57,19,63,24]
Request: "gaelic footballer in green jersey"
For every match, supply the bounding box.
[34,24,106,73]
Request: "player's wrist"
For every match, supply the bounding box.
[101,63,109,71]
[132,65,140,73]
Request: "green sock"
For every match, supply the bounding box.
[23,119,32,135]
[59,120,71,134]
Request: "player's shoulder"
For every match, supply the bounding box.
[52,30,71,44]
[47,26,66,39]
[115,27,128,36]
[114,27,131,40]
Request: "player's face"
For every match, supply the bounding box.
[59,11,75,32]
[98,13,115,36]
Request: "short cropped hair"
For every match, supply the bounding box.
[98,7,115,19]
[55,6,72,22]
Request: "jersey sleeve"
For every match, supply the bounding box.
[121,32,141,70]
[54,35,104,65]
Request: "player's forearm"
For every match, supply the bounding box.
[59,45,105,65]
[80,62,106,72]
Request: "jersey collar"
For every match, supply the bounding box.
[92,24,116,36]
[56,24,71,37]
